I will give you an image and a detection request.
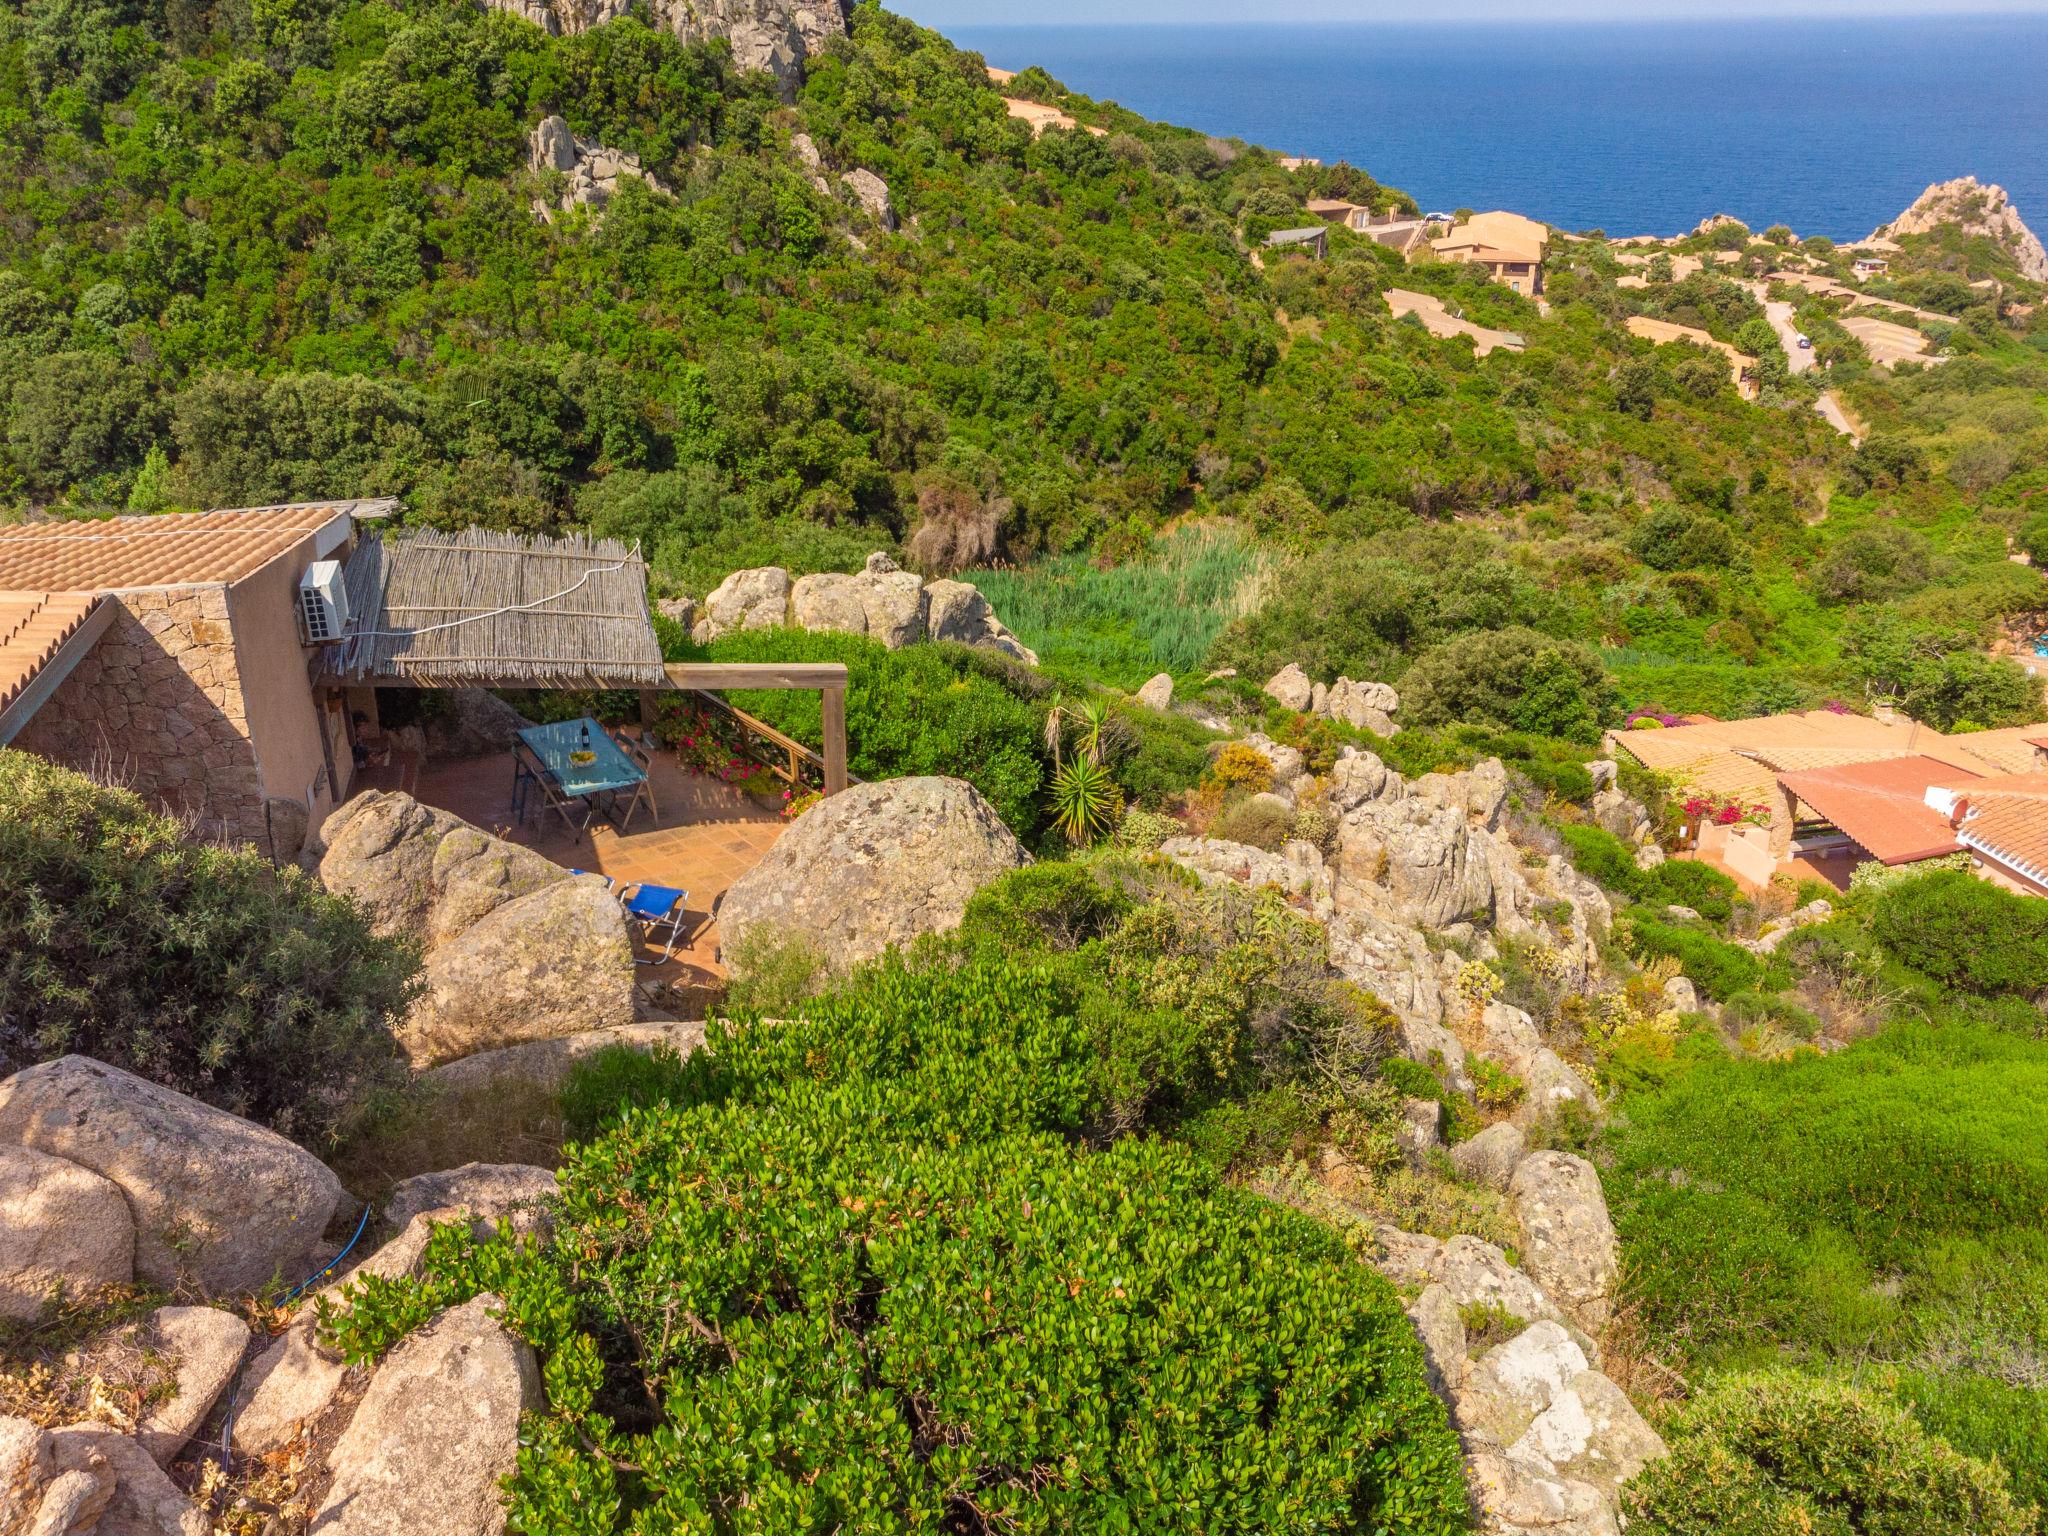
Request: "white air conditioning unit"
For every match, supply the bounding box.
[299,560,350,644]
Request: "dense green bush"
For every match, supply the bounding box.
[1559,823,1643,895]
[326,952,1468,1534]
[1400,627,1613,744]
[1871,869,2048,998]
[1604,1023,2048,1366]
[1624,915,1762,1000]
[0,750,416,1142]
[1626,1371,2035,1535]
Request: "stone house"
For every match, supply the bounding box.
[1428,210,1550,296]
[0,503,391,857]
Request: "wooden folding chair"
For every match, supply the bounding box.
[606,725,659,824]
[515,740,586,838]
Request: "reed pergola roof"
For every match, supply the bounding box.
[328,528,665,688]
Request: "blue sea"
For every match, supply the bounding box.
[945,16,2048,240]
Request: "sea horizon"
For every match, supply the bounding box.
[944,14,2048,238]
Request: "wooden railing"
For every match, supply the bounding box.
[685,689,862,797]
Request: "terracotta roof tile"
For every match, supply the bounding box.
[1937,724,2048,776]
[1957,796,2048,885]
[1776,755,1976,864]
[0,591,100,720]
[0,504,354,592]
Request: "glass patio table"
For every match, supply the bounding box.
[516,717,651,832]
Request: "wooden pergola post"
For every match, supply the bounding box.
[821,684,847,795]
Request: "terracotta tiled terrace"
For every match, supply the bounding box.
[352,744,784,1003]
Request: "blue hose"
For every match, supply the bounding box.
[217,1201,376,1471]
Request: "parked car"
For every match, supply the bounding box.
[1796,334,1812,349]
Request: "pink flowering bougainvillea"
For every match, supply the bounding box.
[1682,795,1771,828]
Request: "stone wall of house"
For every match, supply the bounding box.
[14,586,268,847]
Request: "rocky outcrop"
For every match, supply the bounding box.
[1874,175,2048,282]
[1159,836,1332,916]
[313,1294,541,1536]
[1469,1003,1597,1130]
[1,1143,134,1319]
[840,168,896,229]
[1450,1120,1527,1192]
[0,1057,341,1295]
[420,689,533,761]
[45,1421,208,1535]
[384,1163,557,1237]
[485,0,851,99]
[1262,664,1399,733]
[1509,1152,1621,1335]
[319,791,564,948]
[319,794,634,1069]
[718,776,1026,970]
[693,555,1038,662]
[135,1306,249,1466]
[421,1019,706,1095]
[402,876,634,1069]
[529,114,660,219]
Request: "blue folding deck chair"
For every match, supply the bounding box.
[617,883,690,964]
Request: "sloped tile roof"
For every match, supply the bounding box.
[1939,724,2048,776]
[1957,795,2048,886]
[0,591,100,721]
[0,504,359,592]
[1776,755,1976,864]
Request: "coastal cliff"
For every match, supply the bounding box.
[1874,174,2048,282]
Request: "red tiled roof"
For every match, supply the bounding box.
[1776,754,1977,865]
[0,591,100,722]
[1957,796,2048,886]
[0,504,352,592]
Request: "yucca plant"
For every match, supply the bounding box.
[1043,695,1118,844]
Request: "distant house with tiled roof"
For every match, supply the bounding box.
[1607,709,2048,892]
[1428,211,1550,296]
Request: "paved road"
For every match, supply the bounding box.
[1748,283,1815,375]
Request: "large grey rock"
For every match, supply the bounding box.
[1325,676,1398,734]
[840,168,897,229]
[1157,836,1332,913]
[1461,1320,1590,1439]
[0,1057,341,1295]
[1325,907,1449,1039]
[26,1464,116,1536]
[384,1164,557,1238]
[1510,1369,1667,1490]
[0,1144,133,1319]
[654,594,696,630]
[1470,1004,1598,1130]
[420,690,533,761]
[1263,663,1314,712]
[1338,796,1493,929]
[313,1294,542,1536]
[47,1422,207,1536]
[1396,1097,1443,1168]
[1433,1235,1561,1328]
[1368,1225,1443,1287]
[860,568,929,649]
[1450,1121,1528,1192]
[922,580,1038,664]
[136,1306,249,1466]
[1510,1152,1620,1334]
[318,791,564,947]
[403,877,634,1069]
[701,565,791,636]
[1327,749,1404,813]
[1136,673,1174,711]
[1408,1283,1467,1399]
[421,1021,706,1096]
[2,1414,54,1516]
[718,777,1026,971]
[789,571,872,636]
[529,113,578,173]
[1465,1443,1620,1536]
[1590,786,1650,844]
[232,1212,475,1459]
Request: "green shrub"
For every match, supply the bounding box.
[1400,627,1613,745]
[0,751,415,1144]
[1639,858,1737,923]
[1605,1023,2048,1365]
[557,1042,695,1141]
[327,950,1469,1534]
[1212,794,1295,850]
[1559,823,1643,898]
[1625,915,1761,1000]
[1626,1371,2035,1535]
[1871,869,2048,999]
